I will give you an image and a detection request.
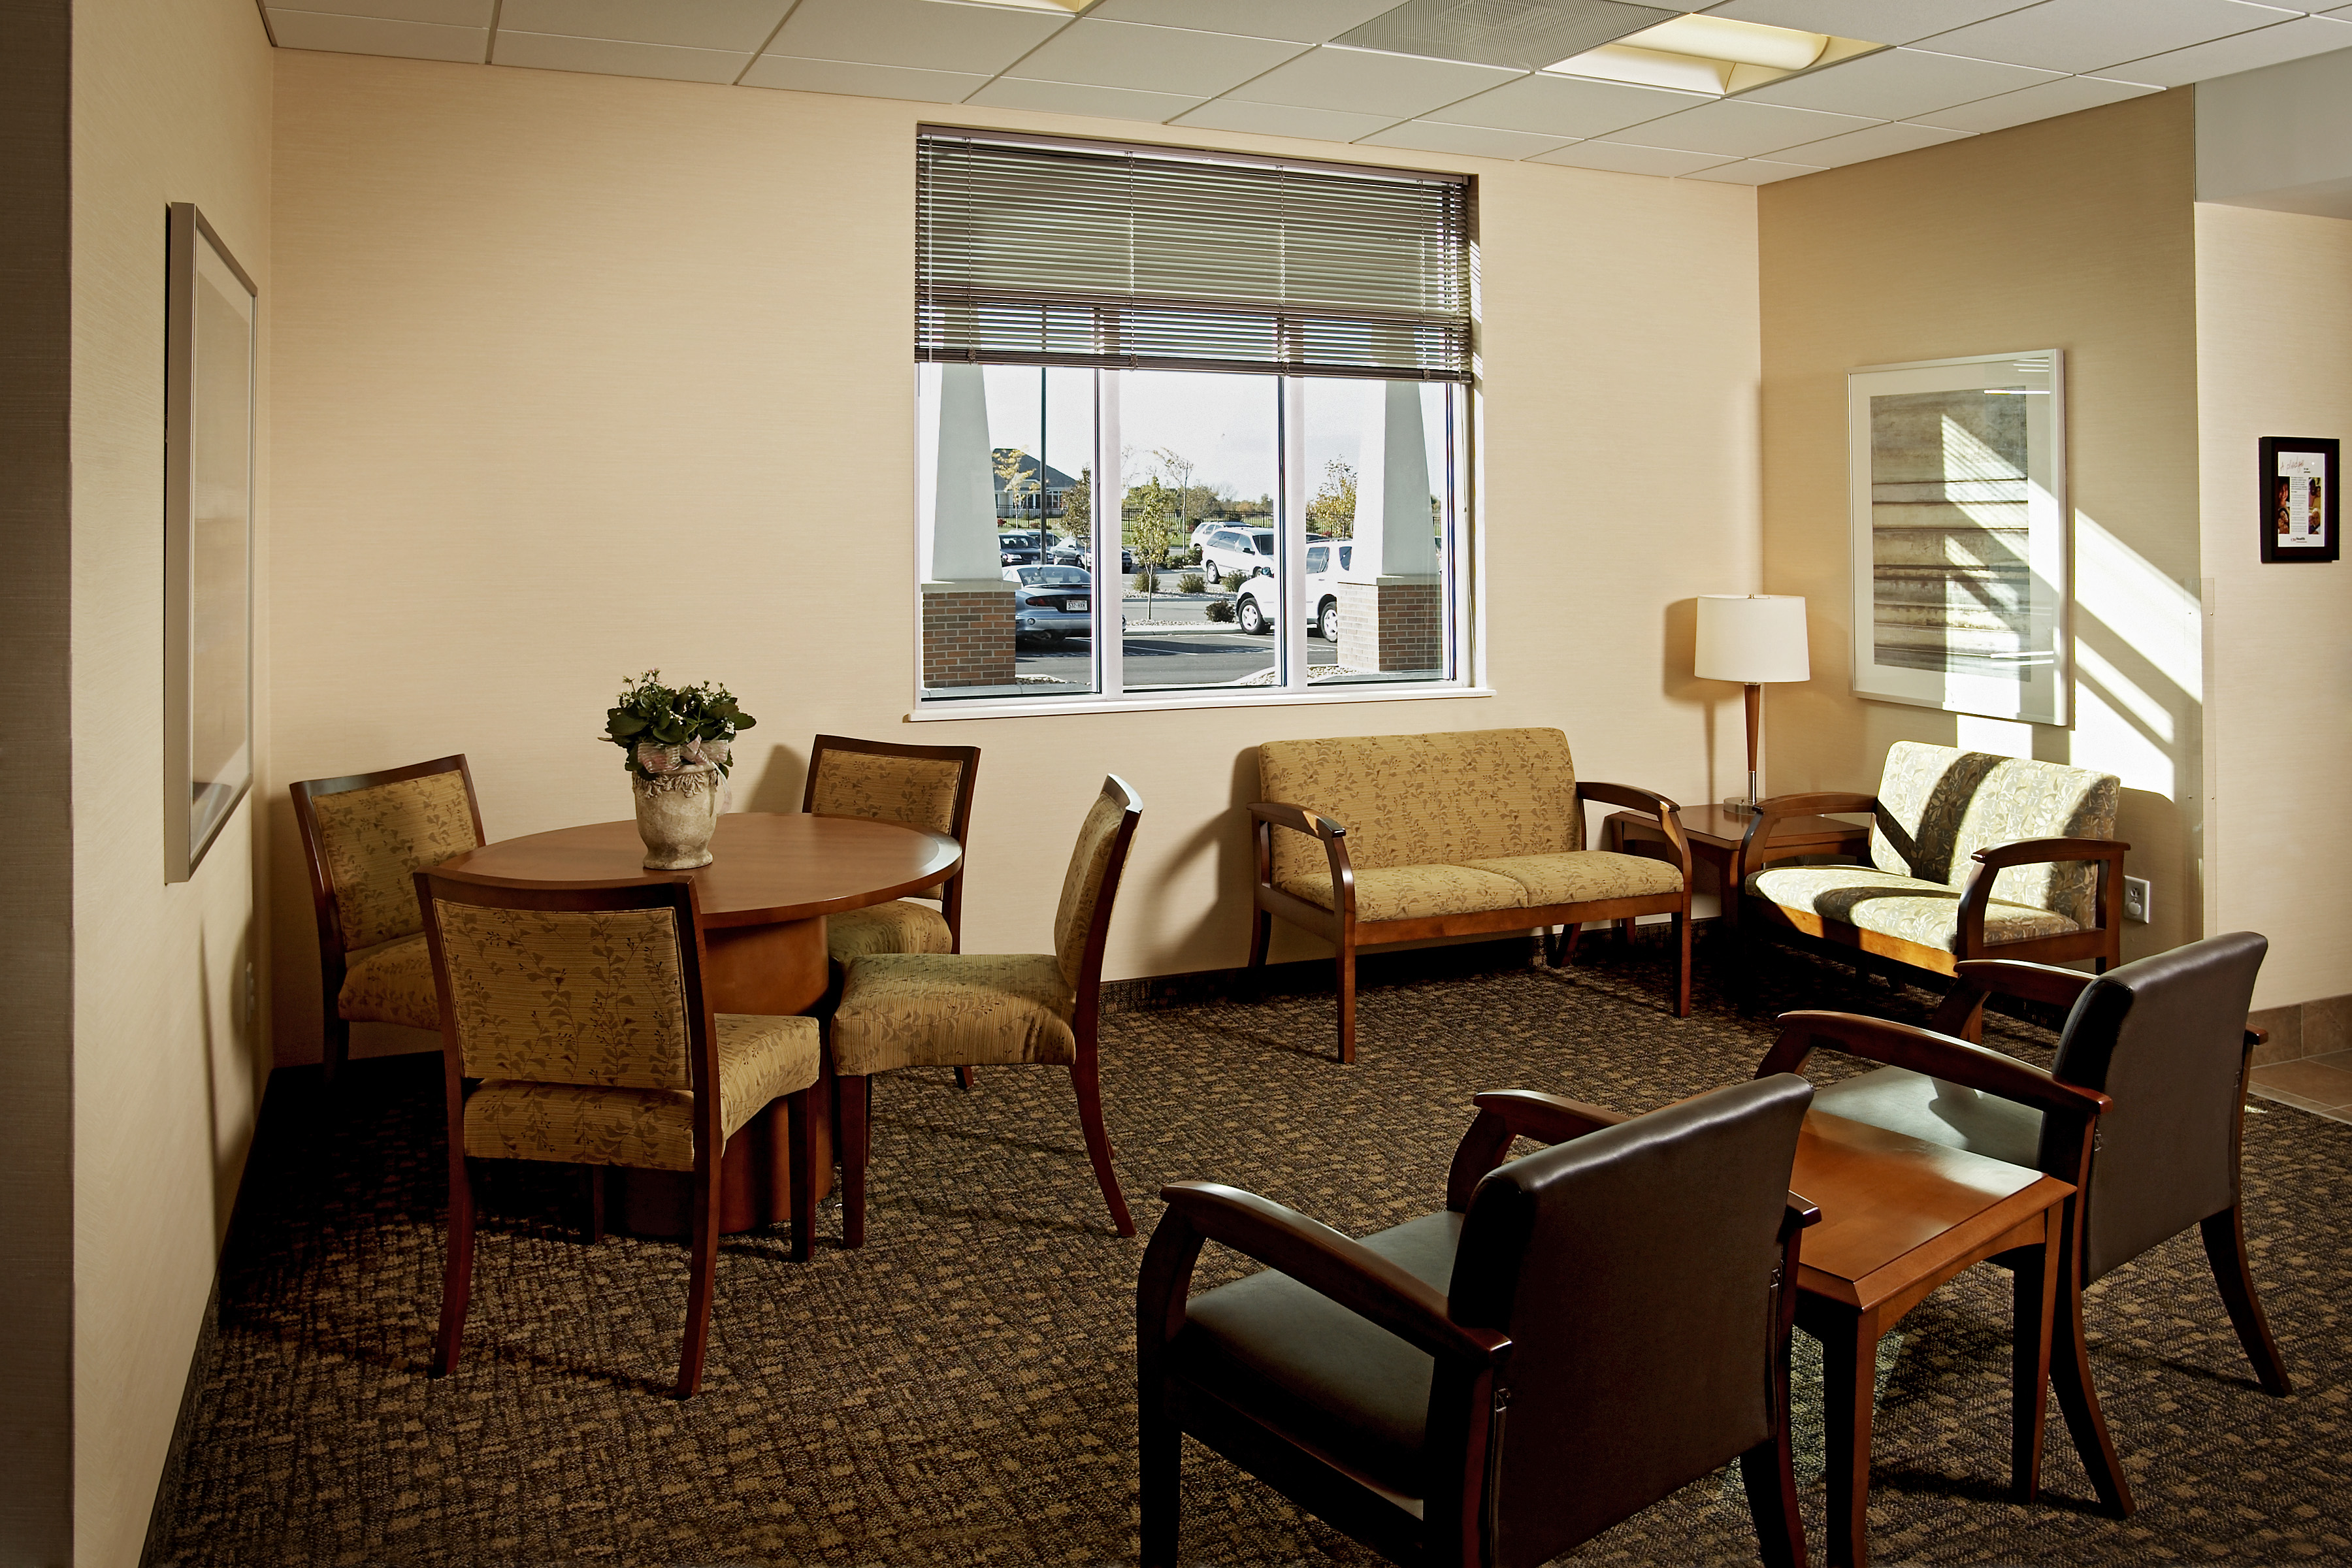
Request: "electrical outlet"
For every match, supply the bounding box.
[2123,877,2151,924]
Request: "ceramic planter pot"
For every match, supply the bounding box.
[631,738,731,870]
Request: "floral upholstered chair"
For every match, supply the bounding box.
[828,775,1141,1247]
[417,870,823,1400]
[803,735,980,965]
[1740,741,2127,1000]
[291,755,487,1083]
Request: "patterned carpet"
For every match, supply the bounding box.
[148,936,2351,1566]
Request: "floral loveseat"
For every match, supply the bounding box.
[1249,728,1693,1062]
[1740,740,2127,995]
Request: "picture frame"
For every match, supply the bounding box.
[1848,348,2068,728]
[165,202,257,883]
[2257,436,2338,564]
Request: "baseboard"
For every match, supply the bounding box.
[138,1273,221,1568]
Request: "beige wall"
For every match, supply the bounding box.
[265,51,1767,1064]
[1757,90,2204,960]
[69,1,274,1562]
[2195,203,2352,1008]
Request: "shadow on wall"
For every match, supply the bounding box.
[1661,596,1721,804]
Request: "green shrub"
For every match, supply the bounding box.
[1177,572,1206,595]
[1132,568,1158,594]
[1203,597,1236,623]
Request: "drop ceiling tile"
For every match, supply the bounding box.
[768,0,1070,76]
[277,0,488,23]
[2104,14,2352,85]
[966,77,1205,120]
[266,9,485,61]
[496,1,786,52]
[739,54,988,102]
[1697,0,2038,46]
[1611,97,1878,156]
[1170,99,1403,140]
[1530,140,1735,176]
[1082,0,1405,46]
[1433,73,1709,137]
[1222,45,1522,118]
[1770,118,1971,166]
[493,29,749,82]
[1682,156,1829,184]
[1740,47,2062,118]
[1356,120,1576,158]
[1908,72,2161,132]
[1004,20,1307,96]
[1918,0,2302,75]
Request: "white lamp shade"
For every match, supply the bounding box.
[1695,595,1810,683]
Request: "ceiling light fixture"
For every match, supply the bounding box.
[955,0,1091,12]
[1545,14,1880,97]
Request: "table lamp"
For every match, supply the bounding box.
[1695,594,1809,816]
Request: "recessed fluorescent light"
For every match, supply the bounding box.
[1546,14,1880,97]
[952,0,1090,12]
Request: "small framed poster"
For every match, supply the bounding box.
[2258,436,2338,564]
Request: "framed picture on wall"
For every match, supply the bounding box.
[2257,436,2338,564]
[1847,348,2069,727]
[165,201,257,883]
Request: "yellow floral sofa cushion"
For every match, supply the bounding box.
[1257,730,1582,887]
[462,1013,820,1171]
[830,953,1077,1075]
[809,749,965,834]
[312,770,478,951]
[1869,742,2119,928]
[1279,864,1528,924]
[1747,864,2080,953]
[1458,851,1684,907]
[337,932,441,1032]
[827,900,954,964]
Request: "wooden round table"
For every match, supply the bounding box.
[436,811,962,1234]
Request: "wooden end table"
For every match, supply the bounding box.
[1605,804,1870,928]
[1788,1109,2074,1568]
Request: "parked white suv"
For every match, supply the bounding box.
[1199,526,1275,583]
[1234,542,1351,640]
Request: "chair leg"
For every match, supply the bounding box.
[323,1014,351,1087]
[581,1163,605,1246]
[1672,906,1691,1018]
[431,1156,476,1377]
[954,1066,977,1092]
[1739,1435,1806,1568]
[1246,904,1272,974]
[1069,1056,1134,1237]
[1817,1313,1876,1568]
[2008,1233,2057,1502]
[676,1151,723,1399]
[838,1073,870,1250]
[1548,923,1583,969]
[785,1089,818,1263]
[2201,1206,2293,1395]
[2050,1250,2134,1516]
[1139,1382,1184,1568]
[1335,941,1357,1066]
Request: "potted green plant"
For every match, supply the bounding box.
[600,670,757,869]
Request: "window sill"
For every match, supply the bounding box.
[907,683,1495,723]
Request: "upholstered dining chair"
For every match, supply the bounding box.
[1138,1077,1820,1568]
[804,734,981,966]
[828,774,1142,1247]
[1739,742,2126,1009]
[291,754,486,1083]
[1757,931,2285,1519]
[416,870,823,1399]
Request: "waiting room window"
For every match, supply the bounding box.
[912,128,1473,711]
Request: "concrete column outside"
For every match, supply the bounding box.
[1337,381,1442,674]
[920,363,1015,689]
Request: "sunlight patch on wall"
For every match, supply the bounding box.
[2068,512,2200,802]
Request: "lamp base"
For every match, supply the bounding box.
[1722,796,1759,817]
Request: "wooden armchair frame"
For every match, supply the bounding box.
[1249,782,1695,1064]
[1737,790,2128,999]
[1139,1088,1819,1568]
[290,753,485,1083]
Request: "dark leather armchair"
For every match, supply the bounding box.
[1757,930,2286,1520]
[1137,1076,1819,1568]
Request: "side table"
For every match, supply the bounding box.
[1605,803,1870,928]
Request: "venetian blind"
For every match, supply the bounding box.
[915,129,1473,382]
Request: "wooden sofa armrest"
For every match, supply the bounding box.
[1577,782,1690,872]
[1247,799,1347,843]
[1954,836,2131,949]
[1735,792,1878,887]
[1247,800,1356,914]
[1968,836,2131,870]
[1141,1182,1511,1367]
[1445,1089,1630,1210]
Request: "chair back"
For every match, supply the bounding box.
[1446,1075,1812,1568]
[1053,776,1143,993]
[415,871,713,1098]
[804,734,977,841]
[2039,931,2268,1281]
[292,756,485,956]
[1869,741,2119,925]
[1255,729,1582,883]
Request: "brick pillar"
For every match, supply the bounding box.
[1337,578,1442,674]
[921,580,1017,689]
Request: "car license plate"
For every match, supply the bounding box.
[1070,597,1090,612]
